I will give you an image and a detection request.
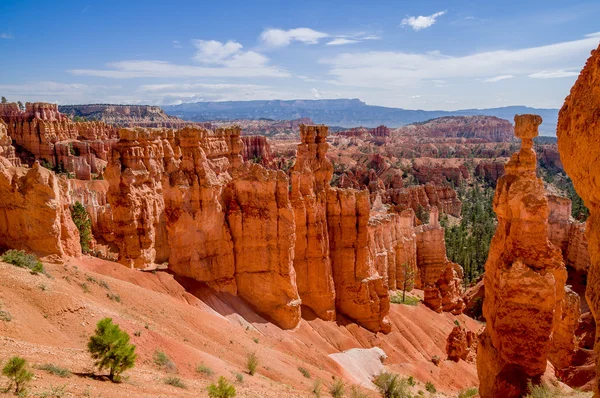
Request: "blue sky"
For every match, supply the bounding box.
[1,0,599,110]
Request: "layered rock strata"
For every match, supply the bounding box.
[477,115,568,398]
[557,43,600,395]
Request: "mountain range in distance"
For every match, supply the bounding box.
[162,99,560,136]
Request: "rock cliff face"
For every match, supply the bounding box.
[290,125,336,320]
[477,115,568,398]
[387,183,462,218]
[396,116,514,142]
[0,161,81,257]
[240,135,273,165]
[446,324,477,362]
[0,121,20,167]
[59,104,193,128]
[557,43,600,395]
[0,102,117,179]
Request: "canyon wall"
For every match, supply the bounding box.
[477,115,568,397]
[557,43,600,395]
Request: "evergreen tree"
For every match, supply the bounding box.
[71,201,92,253]
[1,96,7,104]
[88,318,137,381]
[2,356,33,394]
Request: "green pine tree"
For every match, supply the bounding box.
[2,356,33,394]
[71,201,92,253]
[87,318,137,382]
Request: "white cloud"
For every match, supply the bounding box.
[585,32,600,38]
[401,11,446,31]
[327,38,360,46]
[1,33,13,39]
[410,95,421,99]
[482,75,514,82]
[321,34,600,88]
[528,70,580,79]
[311,88,322,99]
[260,28,329,48]
[172,40,182,48]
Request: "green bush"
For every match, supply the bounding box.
[207,376,237,398]
[390,293,419,306]
[233,372,243,383]
[153,350,176,372]
[458,387,479,398]
[525,382,559,398]
[87,317,136,381]
[246,352,258,376]
[1,249,45,275]
[373,372,411,398]
[196,363,214,376]
[2,356,33,394]
[37,363,71,378]
[425,381,436,394]
[71,202,92,253]
[329,379,345,398]
[164,376,186,389]
[298,366,311,378]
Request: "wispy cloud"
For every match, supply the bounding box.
[326,34,380,46]
[172,40,182,48]
[70,39,289,78]
[1,33,13,39]
[482,75,514,82]
[401,11,446,31]
[528,70,580,79]
[260,28,329,48]
[326,38,360,46]
[321,34,599,88]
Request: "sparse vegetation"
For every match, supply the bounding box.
[373,372,411,398]
[458,387,478,398]
[329,379,345,398]
[233,371,244,383]
[425,381,436,394]
[525,382,559,398]
[246,352,258,375]
[298,366,311,378]
[349,385,368,398]
[106,292,121,303]
[37,384,67,398]
[196,363,214,376]
[407,376,415,387]
[2,356,33,394]
[0,302,12,322]
[36,363,71,378]
[312,379,322,397]
[207,376,236,397]
[71,202,92,253]
[87,317,137,381]
[390,292,419,306]
[164,376,186,389]
[252,337,259,344]
[1,249,45,275]
[153,350,176,373]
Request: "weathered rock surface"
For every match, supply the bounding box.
[59,104,194,128]
[477,114,568,398]
[446,324,477,362]
[240,135,273,165]
[0,120,20,167]
[0,161,81,257]
[557,43,600,395]
[396,116,514,142]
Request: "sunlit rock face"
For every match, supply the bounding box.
[477,114,568,398]
[557,43,600,395]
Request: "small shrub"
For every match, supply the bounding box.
[2,356,33,394]
[329,379,345,398]
[153,350,176,373]
[196,363,214,376]
[233,372,243,383]
[390,293,419,306]
[458,387,479,398]
[252,337,259,344]
[87,317,136,381]
[246,352,258,375]
[373,372,411,398]
[425,381,436,394]
[312,379,322,398]
[349,385,368,398]
[80,282,90,293]
[525,382,559,398]
[71,202,92,253]
[0,302,12,322]
[298,366,311,378]
[207,376,236,398]
[107,293,121,303]
[1,249,45,275]
[407,376,415,386]
[38,384,67,398]
[37,363,71,378]
[164,376,186,389]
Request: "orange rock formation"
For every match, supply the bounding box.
[557,43,600,395]
[477,114,568,398]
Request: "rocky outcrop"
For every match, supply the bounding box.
[477,115,568,398]
[547,194,590,272]
[0,121,20,167]
[387,183,462,218]
[557,43,600,395]
[549,287,581,370]
[290,125,336,320]
[327,188,391,333]
[0,161,81,257]
[59,104,193,128]
[446,324,477,362]
[397,116,514,142]
[475,160,505,186]
[412,158,470,186]
[241,135,273,165]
